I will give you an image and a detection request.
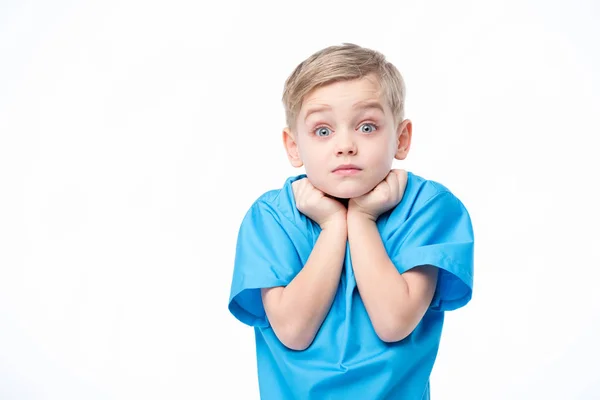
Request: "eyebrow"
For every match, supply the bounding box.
[303,100,385,122]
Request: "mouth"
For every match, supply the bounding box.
[333,165,362,175]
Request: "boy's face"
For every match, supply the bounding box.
[283,73,412,199]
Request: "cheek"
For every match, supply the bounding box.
[300,145,327,166]
[296,139,311,162]
[365,142,393,164]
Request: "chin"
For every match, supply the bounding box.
[323,185,371,199]
[306,173,377,199]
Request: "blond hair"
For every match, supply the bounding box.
[282,43,406,132]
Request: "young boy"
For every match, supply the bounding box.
[228,43,474,399]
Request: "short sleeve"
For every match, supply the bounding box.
[389,191,474,311]
[228,201,303,327]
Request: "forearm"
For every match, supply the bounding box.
[347,213,437,342]
[263,220,347,350]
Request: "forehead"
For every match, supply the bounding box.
[300,74,389,118]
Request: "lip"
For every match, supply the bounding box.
[333,164,362,175]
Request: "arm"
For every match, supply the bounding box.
[261,219,347,351]
[347,212,438,343]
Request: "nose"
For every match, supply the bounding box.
[335,131,357,156]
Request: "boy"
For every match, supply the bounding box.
[228,43,474,399]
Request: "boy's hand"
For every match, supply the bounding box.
[292,178,347,230]
[348,169,408,222]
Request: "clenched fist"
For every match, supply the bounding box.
[292,178,347,230]
[348,169,408,222]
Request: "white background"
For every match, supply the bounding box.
[1,0,599,399]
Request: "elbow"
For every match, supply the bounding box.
[282,338,311,352]
[374,318,414,343]
[274,323,315,351]
[376,327,410,344]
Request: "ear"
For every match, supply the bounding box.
[394,119,412,160]
[283,127,304,167]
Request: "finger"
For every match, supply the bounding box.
[396,169,408,195]
[372,174,388,193]
[386,170,399,198]
[296,179,309,201]
[303,181,314,198]
[300,178,310,195]
[391,168,403,178]
[393,168,407,180]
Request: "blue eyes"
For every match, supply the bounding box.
[359,123,376,134]
[315,127,332,137]
[314,123,377,137]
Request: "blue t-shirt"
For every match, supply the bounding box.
[228,171,474,399]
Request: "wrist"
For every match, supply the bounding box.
[347,209,377,224]
[320,216,347,232]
